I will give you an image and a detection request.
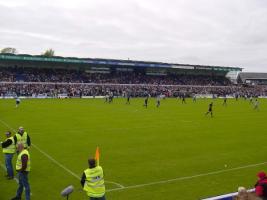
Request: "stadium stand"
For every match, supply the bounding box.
[0,67,232,85]
[0,53,266,98]
[1,83,267,98]
[238,72,267,85]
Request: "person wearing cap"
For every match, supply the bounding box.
[14,127,31,150]
[1,131,16,179]
[81,158,106,200]
[11,143,31,200]
[255,171,267,199]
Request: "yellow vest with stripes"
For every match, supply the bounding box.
[2,137,16,154]
[16,132,28,148]
[83,166,105,197]
[16,149,31,171]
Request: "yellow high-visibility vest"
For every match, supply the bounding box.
[16,149,31,172]
[16,132,28,148]
[83,166,105,198]
[2,136,16,154]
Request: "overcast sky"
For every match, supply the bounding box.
[1,0,267,72]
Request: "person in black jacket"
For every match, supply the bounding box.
[205,103,213,117]
[1,131,16,179]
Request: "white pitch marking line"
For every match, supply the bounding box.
[106,161,267,192]
[0,118,124,189]
[104,125,158,131]
[31,143,81,179]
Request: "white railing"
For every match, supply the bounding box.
[202,189,255,200]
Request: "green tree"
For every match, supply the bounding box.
[1,47,17,54]
[42,49,55,57]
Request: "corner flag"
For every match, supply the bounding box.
[95,147,100,166]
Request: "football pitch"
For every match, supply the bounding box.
[0,98,266,200]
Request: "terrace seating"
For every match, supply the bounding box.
[0,67,231,86]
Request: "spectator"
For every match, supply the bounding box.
[236,187,249,200]
[0,66,266,98]
[255,171,267,199]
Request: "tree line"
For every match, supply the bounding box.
[0,47,55,57]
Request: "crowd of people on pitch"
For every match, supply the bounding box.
[0,67,231,85]
[0,83,266,98]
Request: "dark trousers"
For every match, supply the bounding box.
[4,153,14,177]
[16,172,31,200]
[90,196,106,200]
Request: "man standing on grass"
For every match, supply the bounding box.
[126,92,131,105]
[81,158,106,200]
[222,96,227,106]
[205,102,213,117]
[104,92,109,103]
[254,99,259,111]
[249,96,253,104]
[182,95,186,104]
[11,143,31,200]
[14,127,31,150]
[144,96,149,108]
[156,95,161,108]
[15,97,21,108]
[192,94,197,103]
[108,91,113,103]
[1,131,16,179]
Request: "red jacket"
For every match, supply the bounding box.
[255,178,267,196]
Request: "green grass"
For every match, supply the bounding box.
[0,98,266,200]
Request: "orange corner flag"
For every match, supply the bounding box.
[95,147,100,166]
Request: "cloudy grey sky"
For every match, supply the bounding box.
[1,0,267,72]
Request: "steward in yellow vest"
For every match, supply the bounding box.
[11,143,31,200]
[14,127,31,150]
[81,159,106,200]
[16,148,31,172]
[1,131,16,179]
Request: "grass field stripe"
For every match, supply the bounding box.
[106,161,267,192]
[0,160,19,183]
[0,118,125,189]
